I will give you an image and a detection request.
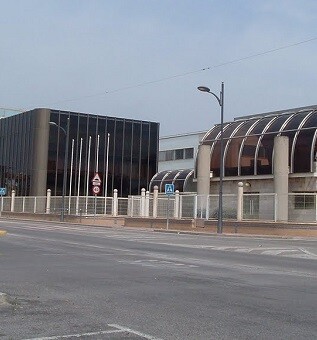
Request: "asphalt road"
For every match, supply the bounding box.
[0,219,316,340]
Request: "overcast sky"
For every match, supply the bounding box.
[1,0,317,135]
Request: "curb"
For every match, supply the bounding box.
[0,230,7,237]
[153,228,317,240]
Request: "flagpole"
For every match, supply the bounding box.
[104,133,110,215]
[76,138,83,214]
[68,139,74,214]
[85,136,91,214]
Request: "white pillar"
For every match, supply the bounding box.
[197,144,211,217]
[237,182,244,221]
[197,144,211,195]
[274,136,289,221]
[153,185,158,218]
[174,190,180,218]
[145,190,150,217]
[112,189,118,217]
[11,190,16,212]
[46,189,51,214]
[127,196,133,217]
[140,188,146,217]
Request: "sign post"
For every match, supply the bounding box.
[0,188,6,217]
[165,184,175,230]
[91,173,102,218]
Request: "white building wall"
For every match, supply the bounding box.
[158,131,207,172]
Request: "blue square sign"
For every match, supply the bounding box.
[0,188,6,196]
[165,183,174,195]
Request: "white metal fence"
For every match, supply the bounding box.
[288,193,317,223]
[1,192,316,222]
[243,193,276,221]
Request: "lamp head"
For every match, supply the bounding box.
[197,86,211,93]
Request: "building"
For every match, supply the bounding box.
[150,105,317,221]
[158,131,206,172]
[0,108,159,197]
[149,131,206,193]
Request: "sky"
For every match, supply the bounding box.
[1,0,317,136]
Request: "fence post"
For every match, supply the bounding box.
[46,189,51,214]
[34,197,37,213]
[112,189,118,217]
[194,195,198,218]
[274,194,278,222]
[22,197,26,213]
[127,196,132,217]
[11,190,16,212]
[140,188,146,217]
[206,195,210,220]
[237,182,244,221]
[145,191,150,217]
[153,185,158,218]
[174,190,180,218]
[314,193,317,223]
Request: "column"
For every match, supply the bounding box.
[274,136,289,221]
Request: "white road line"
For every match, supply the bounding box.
[261,249,297,255]
[299,248,317,257]
[23,328,123,339]
[109,324,164,340]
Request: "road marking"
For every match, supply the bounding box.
[23,329,123,339]
[299,248,317,257]
[118,259,199,269]
[3,222,316,260]
[23,324,163,340]
[108,324,163,340]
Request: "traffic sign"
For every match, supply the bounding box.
[92,173,102,186]
[92,186,101,194]
[165,183,174,195]
[0,188,6,196]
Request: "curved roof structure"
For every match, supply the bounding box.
[201,105,317,176]
[149,169,194,192]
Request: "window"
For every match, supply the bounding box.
[165,150,174,161]
[159,151,166,162]
[159,147,194,161]
[184,148,194,159]
[294,194,315,209]
[175,149,184,160]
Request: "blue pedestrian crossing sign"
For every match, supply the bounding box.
[0,188,6,196]
[165,183,174,195]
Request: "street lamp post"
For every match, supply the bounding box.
[197,82,224,234]
[49,118,70,222]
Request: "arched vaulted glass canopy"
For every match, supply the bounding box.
[200,105,317,177]
[149,169,194,193]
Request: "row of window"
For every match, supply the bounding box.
[159,147,194,162]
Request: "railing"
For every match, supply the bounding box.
[0,190,316,223]
[288,193,317,223]
[243,193,276,221]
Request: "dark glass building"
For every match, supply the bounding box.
[0,108,159,197]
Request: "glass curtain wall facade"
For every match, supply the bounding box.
[0,110,34,196]
[0,109,159,197]
[49,110,159,197]
[201,105,317,177]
